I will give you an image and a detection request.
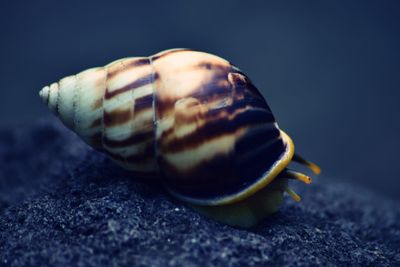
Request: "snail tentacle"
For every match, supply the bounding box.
[280,169,312,184]
[293,153,321,175]
[284,187,301,202]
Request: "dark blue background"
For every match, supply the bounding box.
[1,0,399,199]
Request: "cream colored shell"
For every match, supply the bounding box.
[39,48,295,206]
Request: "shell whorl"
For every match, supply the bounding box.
[39,56,159,176]
[40,49,289,205]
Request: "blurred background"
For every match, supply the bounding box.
[0,0,399,199]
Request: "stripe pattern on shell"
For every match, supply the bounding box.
[39,49,287,205]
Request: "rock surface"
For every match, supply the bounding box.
[0,117,399,267]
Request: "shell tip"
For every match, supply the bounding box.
[39,86,50,104]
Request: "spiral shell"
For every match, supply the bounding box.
[39,49,319,214]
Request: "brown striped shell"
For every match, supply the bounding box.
[39,48,299,206]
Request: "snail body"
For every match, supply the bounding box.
[40,49,320,227]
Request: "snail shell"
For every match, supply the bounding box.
[40,49,319,227]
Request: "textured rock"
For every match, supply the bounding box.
[0,117,399,267]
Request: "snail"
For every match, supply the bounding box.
[39,48,320,228]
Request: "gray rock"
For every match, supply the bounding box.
[0,118,399,267]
